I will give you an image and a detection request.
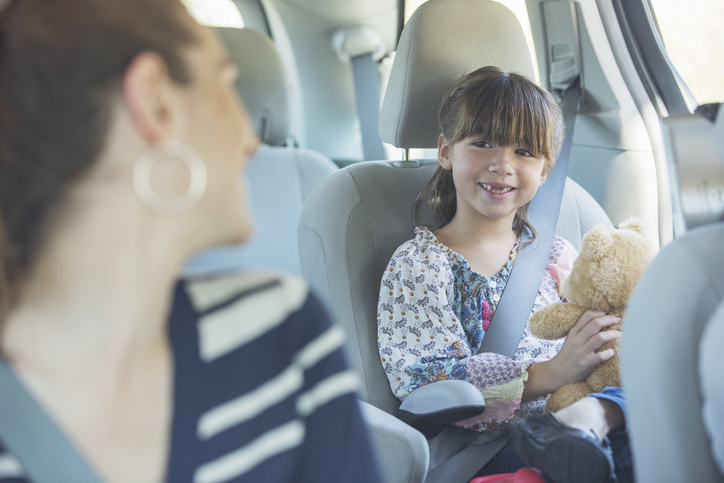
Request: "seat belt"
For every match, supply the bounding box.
[424,77,581,483]
[0,358,103,483]
[351,52,387,161]
[332,26,387,161]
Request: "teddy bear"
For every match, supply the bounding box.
[528,218,656,412]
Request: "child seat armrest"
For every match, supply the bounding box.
[397,380,485,435]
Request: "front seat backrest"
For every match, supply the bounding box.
[299,0,612,416]
[622,222,724,483]
[184,28,337,277]
[701,298,724,478]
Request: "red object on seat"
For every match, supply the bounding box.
[469,467,544,483]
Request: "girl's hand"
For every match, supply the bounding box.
[548,310,621,387]
[523,310,621,401]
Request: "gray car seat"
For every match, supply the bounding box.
[298,1,612,482]
[622,222,724,483]
[184,28,338,277]
[702,298,724,478]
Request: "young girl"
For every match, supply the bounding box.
[377,66,631,483]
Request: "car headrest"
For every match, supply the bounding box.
[379,0,535,149]
[216,27,291,146]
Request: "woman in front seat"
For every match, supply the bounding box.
[0,0,382,481]
[377,66,633,483]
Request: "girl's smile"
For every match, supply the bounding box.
[479,181,516,198]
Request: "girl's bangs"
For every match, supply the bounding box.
[454,79,555,160]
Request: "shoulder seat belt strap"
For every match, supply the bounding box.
[0,358,103,483]
[351,53,387,161]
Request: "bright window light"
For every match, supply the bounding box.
[182,0,244,29]
[650,0,724,103]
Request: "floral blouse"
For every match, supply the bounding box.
[377,227,578,433]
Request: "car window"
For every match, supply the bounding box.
[649,0,724,104]
[182,0,244,29]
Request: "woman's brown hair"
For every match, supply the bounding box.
[0,0,199,319]
[415,66,564,246]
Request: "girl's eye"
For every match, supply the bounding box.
[473,140,491,148]
[516,149,534,157]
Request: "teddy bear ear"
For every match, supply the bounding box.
[618,217,647,236]
[581,224,613,261]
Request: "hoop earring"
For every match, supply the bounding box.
[133,141,207,215]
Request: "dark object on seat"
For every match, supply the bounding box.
[509,413,614,483]
[470,467,544,483]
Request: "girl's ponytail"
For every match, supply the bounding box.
[414,167,456,229]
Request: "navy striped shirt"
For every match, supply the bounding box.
[0,272,384,482]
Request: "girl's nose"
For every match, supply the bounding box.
[488,150,514,175]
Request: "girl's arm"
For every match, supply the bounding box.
[377,241,474,399]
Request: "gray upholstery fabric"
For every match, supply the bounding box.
[299,160,612,418]
[701,299,724,476]
[556,177,614,250]
[622,223,724,483]
[185,145,337,276]
[379,0,535,149]
[217,28,290,146]
[184,29,337,276]
[359,401,429,483]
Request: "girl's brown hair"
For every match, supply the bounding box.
[0,0,199,319]
[416,66,564,245]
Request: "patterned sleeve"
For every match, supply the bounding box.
[378,239,466,398]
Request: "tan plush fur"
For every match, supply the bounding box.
[528,218,656,412]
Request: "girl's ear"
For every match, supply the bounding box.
[122,51,178,145]
[540,160,553,184]
[438,134,452,170]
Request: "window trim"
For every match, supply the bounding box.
[231,0,272,37]
[613,0,697,116]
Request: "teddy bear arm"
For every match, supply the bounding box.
[529,303,589,340]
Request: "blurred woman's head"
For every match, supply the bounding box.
[0,0,258,315]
